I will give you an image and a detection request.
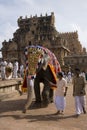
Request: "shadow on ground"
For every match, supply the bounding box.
[0,99,52,113]
[0,98,84,122]
[0,99,26,113]
[0,113,78,122]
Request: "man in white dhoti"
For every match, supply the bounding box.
[20,64,24,78]
[13,61,19,78]
[49,72,68,115]
[1,59,7,80]
[72,68,86,117]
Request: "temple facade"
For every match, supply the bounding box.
[1,12,87,71]
[64,55,87,72]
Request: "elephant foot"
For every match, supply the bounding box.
[49,99,53,103]
[42,100,49,108]
[33,101,42,108]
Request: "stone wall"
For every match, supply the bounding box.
[64,55,87,72]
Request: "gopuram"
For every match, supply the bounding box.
[1,12,87,71]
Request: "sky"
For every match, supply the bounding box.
[0,0,87,57]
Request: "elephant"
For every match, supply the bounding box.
[22,45,61,113]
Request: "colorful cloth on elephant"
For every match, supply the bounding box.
[24,45,61,75]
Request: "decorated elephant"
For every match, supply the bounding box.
[21,45,61,113]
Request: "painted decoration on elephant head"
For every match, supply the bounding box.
[27,47,44,75]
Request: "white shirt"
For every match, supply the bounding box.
[55,78,67,96]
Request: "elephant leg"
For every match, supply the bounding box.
[49,89,54,103]
[34,78,41,103]
[23,78,34,113]
[42,84,50,106]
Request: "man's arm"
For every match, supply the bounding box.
[45,78,57,88]
[64,87,68,96]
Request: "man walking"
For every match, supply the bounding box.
[72,68,86,117]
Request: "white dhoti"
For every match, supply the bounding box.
[54,96,66,111]
[75,96,86,114]
[1,67,5,80]
[13,69,18,78]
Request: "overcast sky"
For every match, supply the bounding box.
[0,0,87,55]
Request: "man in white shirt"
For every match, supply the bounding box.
[49,72,68,115]
[1,59,7,80]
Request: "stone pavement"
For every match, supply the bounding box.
[0,82,87,130]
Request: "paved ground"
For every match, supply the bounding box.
[0,82,87,130]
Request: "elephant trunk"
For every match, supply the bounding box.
[24,78,34,110]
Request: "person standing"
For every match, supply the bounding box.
[13,60,19,78]
[49,72,68,115]
[1,59,7,80]
[20,64,24,78]
[67,71,72,83]
[72,68,86,117]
